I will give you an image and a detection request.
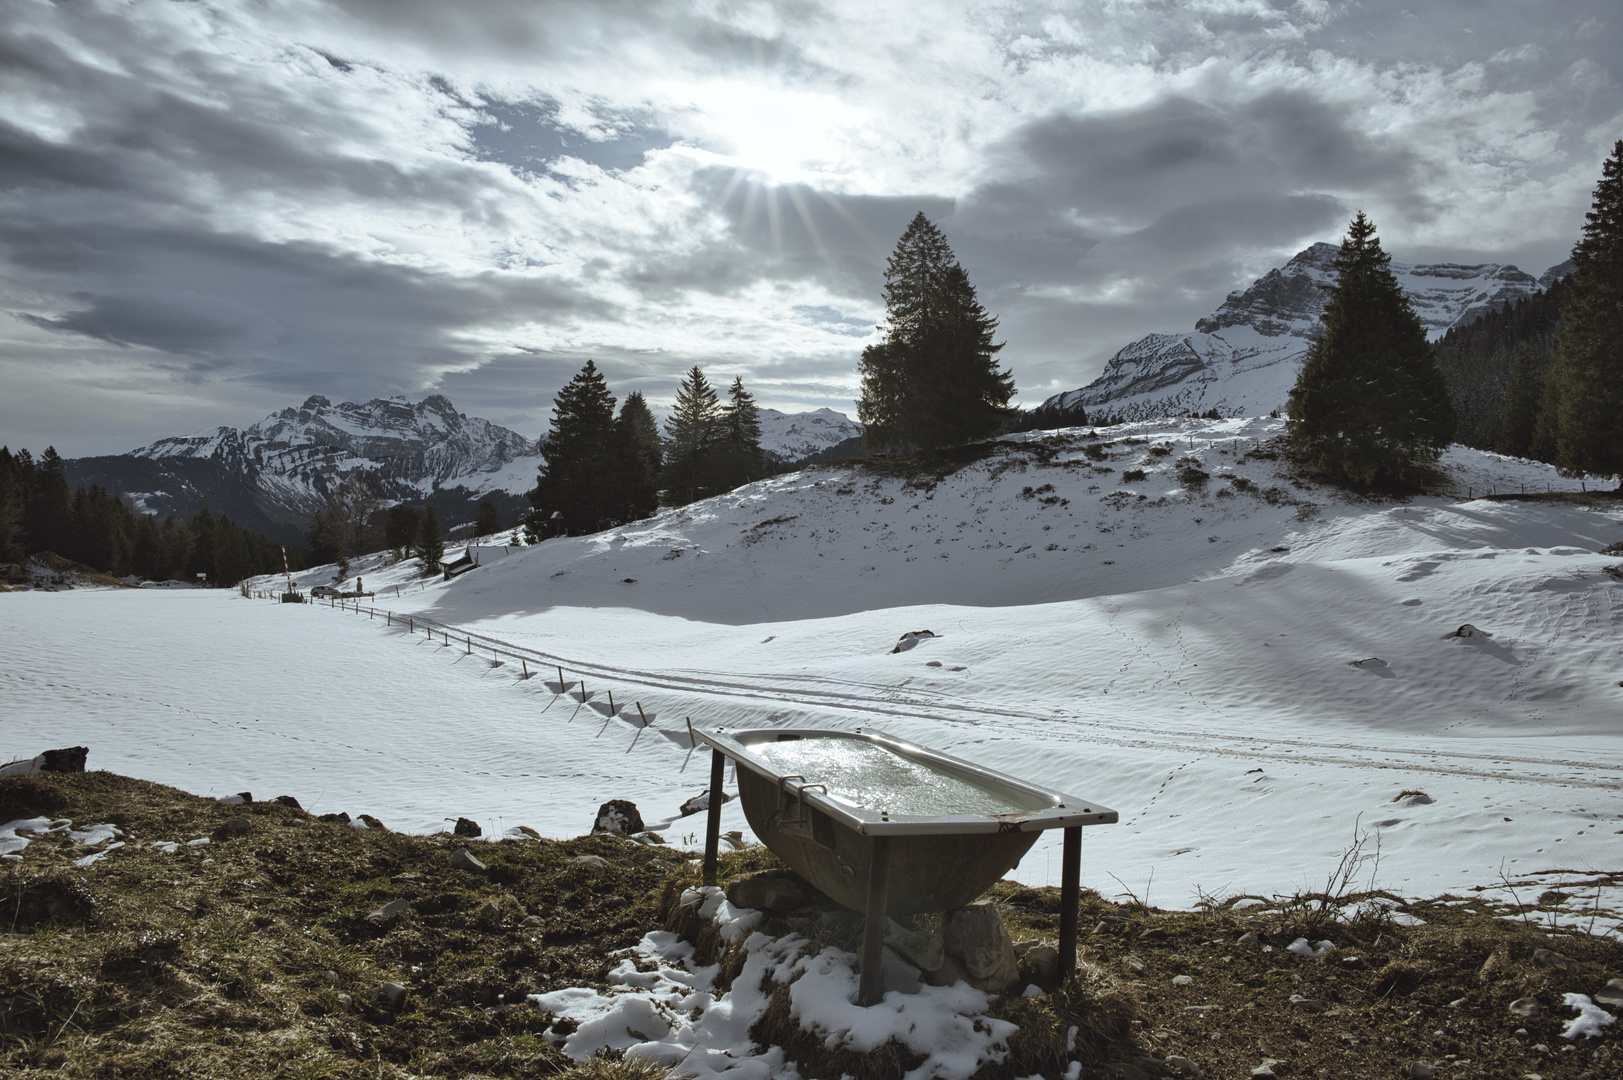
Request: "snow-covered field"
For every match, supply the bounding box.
[7,418,1622,919]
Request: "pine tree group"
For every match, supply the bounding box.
[859,213,1016,454]
[524,361,663,538]
[1547,139,1623,486]
[0,445,297,586]
[1288,212,1455,485]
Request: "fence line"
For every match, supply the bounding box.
[241,588,686,751]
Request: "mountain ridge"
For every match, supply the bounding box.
[1040,243,1565,423]
[64,395,865,546]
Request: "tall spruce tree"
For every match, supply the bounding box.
[24,447,72,557]
[526,360,620,537]
[1548,140,1623,487]
[859,213,1015,454]
[416,504,444,575]
[1287,212,1455,485]
[718,376,767,490]
[612,392,661,522]
[662,366,722,505]
[473,498,501,538]
[0,447,26,563]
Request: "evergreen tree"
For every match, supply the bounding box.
[305,508,343,566]
[526,360,620,538]
[384,504,422,558]
[0,447,28,563]
[473,498,501,538]
[1287,212,1455,485]
[24,447,72,556]
[187,507,216,583]
[1500,342,1554,459]
[859,213,1015,453]
[417,504,444,575]
[612,392,661,522]
[1548,140,1623,486]
[717,376,767,490]
[662,366,722,505]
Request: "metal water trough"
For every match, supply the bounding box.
[694,726,1117,1005]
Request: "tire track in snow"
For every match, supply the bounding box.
[319,603,1623,792]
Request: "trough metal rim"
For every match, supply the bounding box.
[695,725,1118,837]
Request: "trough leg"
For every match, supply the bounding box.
[857,835,892,1007]
[1058,826,1081,980]
[702,748,726,887]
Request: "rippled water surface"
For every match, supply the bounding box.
[752,738,1037,816]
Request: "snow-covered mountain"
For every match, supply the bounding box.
[1040,243,1562,423]
[756,407,862,464]
[66,395,541,545]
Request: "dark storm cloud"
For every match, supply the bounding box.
[2,217,600,393]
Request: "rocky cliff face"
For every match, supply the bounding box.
[67,395,541,545]
[1039,243,1559,423]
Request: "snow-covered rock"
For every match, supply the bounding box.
[1042,243,1565,423]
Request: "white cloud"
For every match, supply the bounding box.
[0,0,1615,453]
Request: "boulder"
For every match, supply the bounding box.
[923,952,972,989]
[1016,942,1061,986]
[449,848,487,872]
[274,795,303,810]
[726,873,809,913]
[942,903,1019,990]
[0,747,89,776]
[568,854,610,874]
[891,630,937,653]
[1596,978,1623,1007]
[210,817,252,842]
[374,982,408,1012]
[1533,948,1574,969]
[357,814,386,831]
[367,899,411,922]
[888,929,946,973]
[679,791,732,817]
[454,817,482,838]
[592,800,644,836]
[318,812,351,824]
[1508,997,1541,1018]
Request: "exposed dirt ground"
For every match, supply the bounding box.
[2,771,1618,1079]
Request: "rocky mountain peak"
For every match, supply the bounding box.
[1039,242,1565,424]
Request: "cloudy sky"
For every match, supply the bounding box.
[2,0,1618,455]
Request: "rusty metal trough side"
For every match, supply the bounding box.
[734,765,1040,916]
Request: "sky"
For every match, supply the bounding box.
[1,0,1619,457]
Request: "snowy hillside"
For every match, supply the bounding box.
[17,417,1619,920]
[1042,243,1561,422]
[756,407,862,464]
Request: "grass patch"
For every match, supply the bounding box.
[7,773,1622,1079]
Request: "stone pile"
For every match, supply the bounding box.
[722,871,1048,997]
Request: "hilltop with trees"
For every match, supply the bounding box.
[1287,212,1455,486]
[859,213,1016,454]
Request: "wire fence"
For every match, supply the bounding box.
[239,587,698,754]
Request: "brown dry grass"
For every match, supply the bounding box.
[5,772,1620,1079]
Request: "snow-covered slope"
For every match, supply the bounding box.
[66,395,541,543]
[1042,244,1560,422]
[16,418,1622,921]
[756,407,862,464]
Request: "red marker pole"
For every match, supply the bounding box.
[280,545,293,594]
